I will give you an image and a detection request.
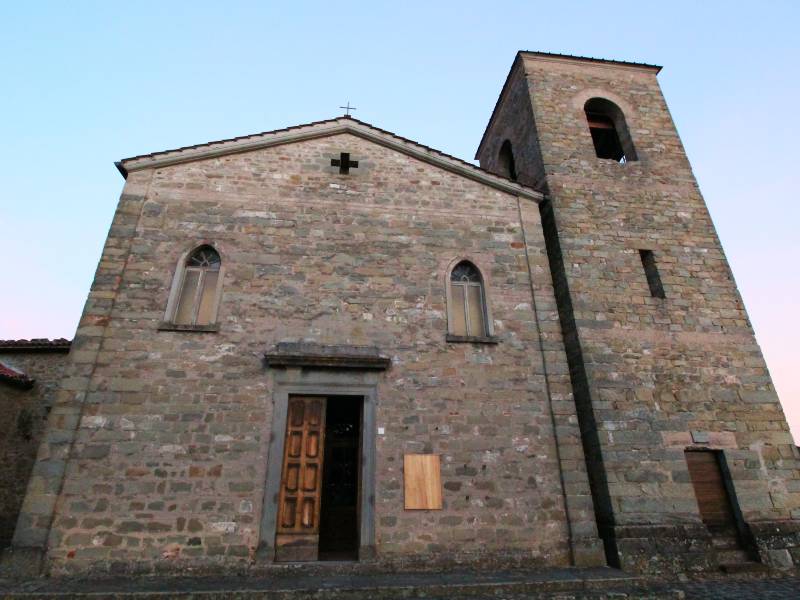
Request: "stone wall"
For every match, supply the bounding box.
[12,129,602,574]
[477,53,800,572]
[0,347,70,549]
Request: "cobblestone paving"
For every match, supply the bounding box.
[673,577,799,599]
[1,572,798,599]
[474,578,800,599]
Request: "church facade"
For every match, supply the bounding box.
[4,51,799,576]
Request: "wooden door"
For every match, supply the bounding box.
[275,396,326,561]
[685,450,737,534]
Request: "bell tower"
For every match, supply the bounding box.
[477,52,799,571]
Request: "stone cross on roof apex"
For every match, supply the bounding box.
[339,101,357,116]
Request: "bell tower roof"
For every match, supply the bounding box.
[476,51,661,159]
[518,50,662,73]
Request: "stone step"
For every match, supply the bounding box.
[719,561,770,575]
[710,535,741,550]
[0,568,686,600]
[716,548,753,564]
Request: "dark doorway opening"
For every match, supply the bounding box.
[318,396,362,560]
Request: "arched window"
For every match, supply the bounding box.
[498,140,517,181]
[171,245,222,326]
[448,261,488,337]
[584,98,637,163]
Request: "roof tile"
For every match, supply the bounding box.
[0,338,71,353]
[116,117,534,195]
[0,361,34,389]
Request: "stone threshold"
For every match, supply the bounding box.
[0,566,660,599]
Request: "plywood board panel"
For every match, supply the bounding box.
[404,454,442,510]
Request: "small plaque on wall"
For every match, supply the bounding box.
[404,454,443,510]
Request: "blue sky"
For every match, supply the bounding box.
[1,1,798,439]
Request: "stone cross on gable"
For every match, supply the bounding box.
[340,101,357,116]
[331,152,358,175]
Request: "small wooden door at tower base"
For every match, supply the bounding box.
[685,450,737,535]
[275,397,326,561]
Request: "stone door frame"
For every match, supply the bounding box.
[258,369,378,561]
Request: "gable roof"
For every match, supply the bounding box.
[519,50,661,73]
[0,361,34,389]
[116,116,542,202]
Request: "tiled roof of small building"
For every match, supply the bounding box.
[0,361,34,389]
[0,338,71,353]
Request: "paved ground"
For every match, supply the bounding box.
[484,577,800,599]
[442,578,800,599]
[0,568,797,599]
[668,577,799,599]
[0,567,636,593]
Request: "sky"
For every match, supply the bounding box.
[1,1,798,440]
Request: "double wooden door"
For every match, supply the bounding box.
[275,396,327,561]
[275,395,362,562]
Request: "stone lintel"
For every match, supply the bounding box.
[264,342,391,370]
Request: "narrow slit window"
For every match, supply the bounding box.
[449,261,488,337]
[173,245,222,325]
[498,140,517,181]
[639,249,665,299]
